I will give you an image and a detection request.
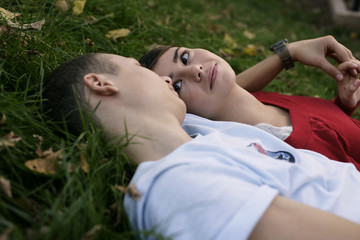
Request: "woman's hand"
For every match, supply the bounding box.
[337,61,360,110]
[288,35,360,81]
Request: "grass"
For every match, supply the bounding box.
[0,0,359,239]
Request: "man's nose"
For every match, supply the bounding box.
[160,76,172,84]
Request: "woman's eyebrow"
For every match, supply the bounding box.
[173,47,180,63]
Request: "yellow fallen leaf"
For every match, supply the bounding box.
[243,30,255,40]
[0,176,12,198]
[80,153,89,173]
[350,32,358,40]
[243,44,257,56]
[55,0,69,12]
[105,28,131,41]
[114,183,141,200]
[223,33,238,48]
[0,114,6,125]
[72,0,86,15]
[0,7,20,20]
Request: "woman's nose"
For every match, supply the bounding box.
[184,64,203,82]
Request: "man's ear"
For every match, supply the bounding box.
[83,73,119,96]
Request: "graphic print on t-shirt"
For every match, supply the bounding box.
[248,142,295,163]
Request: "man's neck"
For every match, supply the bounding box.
[114,114,192,164]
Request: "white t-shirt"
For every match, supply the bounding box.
[124,114,360,240]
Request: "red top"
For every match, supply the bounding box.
[253,91,360,171]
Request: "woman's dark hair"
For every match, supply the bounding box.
[43,53,118,136]
[139,45,172,70]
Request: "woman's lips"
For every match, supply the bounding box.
[209,64,217,90]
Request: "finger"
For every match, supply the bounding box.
[351,68,358,77]
[338,62,359,71]
[321,61,344,81]
[351,79,360,91]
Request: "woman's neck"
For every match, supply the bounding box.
[213,86,291,127]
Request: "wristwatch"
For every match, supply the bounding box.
[269,39,294,70]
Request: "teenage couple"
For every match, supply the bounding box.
[44,35,360,239]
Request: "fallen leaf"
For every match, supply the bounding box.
[0,132,21,151]
[105,28,130,41]
[56,38,65,47]
[81,225,102,240]
[7,19,45,30]
[55,0,69,12]
[114,183,141,200]
[0,114,6,125]
[85,38,94,47]
[109,202,122,227]
[223,33,238,48]
[243,30,255,40]
[21,50,44,56]
[0,176,12,198]
[24,149,62,175]
[85,16,98,24]
[350,32,358,39]
[0,7,20,20]
[243,44,257,56]
[80,153,89,173]
[32,134,43,143]
[72,0,87,15]
[0,225,14,240]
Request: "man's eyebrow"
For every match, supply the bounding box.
[173,47,180,63]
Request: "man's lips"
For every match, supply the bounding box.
[209,64,217,90]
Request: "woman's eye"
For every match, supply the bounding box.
[180,51,189,65]
[173,81,182,94]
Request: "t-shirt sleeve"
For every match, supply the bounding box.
[139,164,278,240]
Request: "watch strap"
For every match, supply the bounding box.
[269,39,294,70]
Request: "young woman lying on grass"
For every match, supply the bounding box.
[139,35,360,170]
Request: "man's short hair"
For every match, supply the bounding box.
[43,53,118,136]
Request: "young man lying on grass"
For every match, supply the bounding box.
[43,53,360,240]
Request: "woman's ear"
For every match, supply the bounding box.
[83,73,119,96]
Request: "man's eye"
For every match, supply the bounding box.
[173,81,182,94]
[180,51,189,65]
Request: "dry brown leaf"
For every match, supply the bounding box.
[114,183,141,200]
[0,225,14,240]
[55,0,69,12]
[24,149,62,175]
[32,134,43,143]
[105,28,130,41]
[7,19,45,30]
[0,7,20,20]
[243,30,255,40]
[109,202,122,227]
[85,16,98,24]
[0,131,21,151]
[81,225,102,240]
[0,176,12,198]
[56,38,65,47]
[72,0,87,15]
[0,114,6,125]
[85,38,94,47]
